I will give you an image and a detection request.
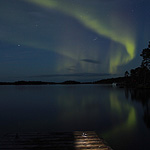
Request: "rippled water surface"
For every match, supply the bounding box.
[0,84,150,150]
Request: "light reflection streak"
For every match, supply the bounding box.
[103,92,137,139]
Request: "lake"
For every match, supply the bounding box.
[0,84,150,150]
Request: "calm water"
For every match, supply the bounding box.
[0,84,150,150]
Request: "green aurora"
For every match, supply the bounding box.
[0,0,149,81]
[27,0,136,73]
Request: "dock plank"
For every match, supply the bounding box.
[0,131,113,150]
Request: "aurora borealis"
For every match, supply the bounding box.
[0,0,150,82]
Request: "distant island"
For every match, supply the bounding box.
[0,80,81,85]
[0,75,146,88]
[0,77,126,85]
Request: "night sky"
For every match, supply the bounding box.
[0,0,150,82]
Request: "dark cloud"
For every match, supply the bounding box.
[66,65,77,71]
[81,59,100,64]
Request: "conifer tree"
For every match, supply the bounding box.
[140,41,150,70]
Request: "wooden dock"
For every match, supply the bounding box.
[0,131,113,150]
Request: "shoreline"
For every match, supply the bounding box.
[0,76,150,89]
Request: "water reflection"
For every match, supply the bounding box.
[54,85,111,131]
[125,89,150,128]
[0,85,150,150]
[102,91,137,140]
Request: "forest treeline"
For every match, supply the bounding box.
[124,41,150,88]
[96,41,150,88]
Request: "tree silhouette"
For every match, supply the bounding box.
[140,41,150,70]
[124,71,129,77]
